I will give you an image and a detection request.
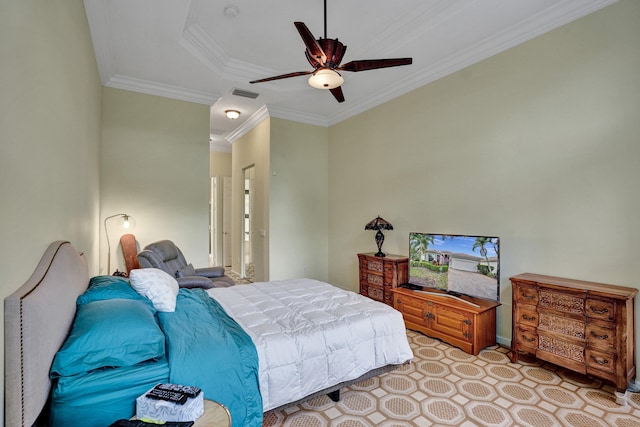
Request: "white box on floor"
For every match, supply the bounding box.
[136,385,204,422]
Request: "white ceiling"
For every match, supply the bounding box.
[84,0,616,152]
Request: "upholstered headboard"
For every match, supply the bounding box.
[4,241,89,427]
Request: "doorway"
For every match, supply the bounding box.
[241,165,255,280]
[223,176,232,267]
[209,177,218,266]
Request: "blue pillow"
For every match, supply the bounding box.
[77,275,152,308]
[50,298,165,377]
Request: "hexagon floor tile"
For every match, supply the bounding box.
[263,330,640,427]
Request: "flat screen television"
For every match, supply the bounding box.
[408,232,500,302]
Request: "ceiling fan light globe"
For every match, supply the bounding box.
[308,68,344,90]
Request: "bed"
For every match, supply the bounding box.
[5,241,413,427]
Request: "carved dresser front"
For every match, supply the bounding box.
[510,273,637,404]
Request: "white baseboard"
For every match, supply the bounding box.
[496,335,511,349]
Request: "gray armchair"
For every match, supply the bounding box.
[137,240,234,289]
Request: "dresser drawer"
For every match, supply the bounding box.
[538,289,585,315]
[366,258,384,273]
[586,323,616,350]
[516,307,539,327]
[366,273,383,286]
[367,285,383,302]
[514,326,538,352]
[586,349,616,375]
[538,312,584,339]
[538,333,585,364]
[586,298,615,321]
[515,283,539,305]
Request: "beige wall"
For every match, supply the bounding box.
[101,88,210,273]
[270,118,329,281]
[210,151,232,178]
[328,0,640,352]
[225,118,329,282]
[0,0,102,421]
[232,119,271,280]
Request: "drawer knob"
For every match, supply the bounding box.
[424,312,434,320]
[522,293,536,300]
[463,332,472,339]
[521,335,535,343]
[590,355,610,365]
[590,331,609,340]
[463,319,472,325]
[589,306,609,315]
[522,314,536,321]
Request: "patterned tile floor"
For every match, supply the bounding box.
[224,267,252,284]
[263,330,640,426]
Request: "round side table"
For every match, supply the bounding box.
[193,399,231,427]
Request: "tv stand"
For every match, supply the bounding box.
[392,287,500,355]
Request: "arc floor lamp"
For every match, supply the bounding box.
[104,213,131,274]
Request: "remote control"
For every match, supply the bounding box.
[145,388,188,405]
[155,383,201,398]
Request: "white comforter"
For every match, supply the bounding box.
[207,278,413,411]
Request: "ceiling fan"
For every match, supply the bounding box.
[249,0,412,103]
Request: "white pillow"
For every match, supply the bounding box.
[129,268,179,312]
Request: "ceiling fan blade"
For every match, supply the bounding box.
[330,86,345,103]
[250,71,312,84]
[338,58,413,72]
[294,22,327,66]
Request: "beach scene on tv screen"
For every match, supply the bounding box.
[409,233,500,301]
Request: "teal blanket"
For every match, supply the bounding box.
[158,289,262,427]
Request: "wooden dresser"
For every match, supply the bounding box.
[358,253,408,306]
[393,287,500,355]
[510,273,637,404]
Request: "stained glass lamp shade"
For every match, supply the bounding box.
[364,216,393,257]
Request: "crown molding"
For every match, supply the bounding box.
[83,0,115,83]
[226,105,270,144]
[322,0,619,127]
[180,24,304,92]
[105,74,219,105]
[267,105,330,128]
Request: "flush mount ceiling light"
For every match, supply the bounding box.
[225,109,240,119]
[308,68,344,89]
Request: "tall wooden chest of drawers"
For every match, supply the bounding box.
[357,253,408,306]
[510,273,637,404]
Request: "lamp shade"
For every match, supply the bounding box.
[308,68,344,89]
[364,216,394,231]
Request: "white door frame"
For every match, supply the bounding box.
[209,177,218,266]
